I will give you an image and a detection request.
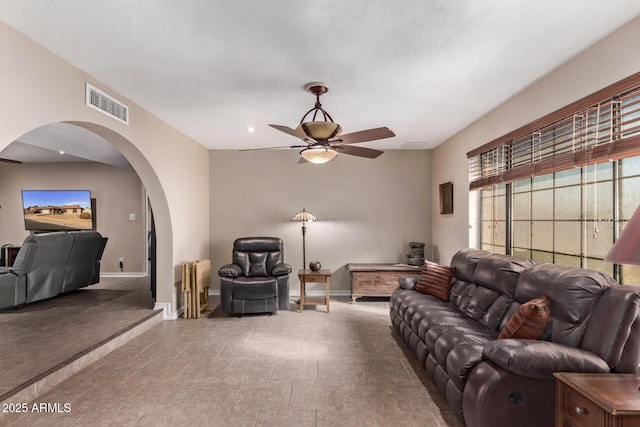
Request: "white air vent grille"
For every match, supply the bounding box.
[401,142,428,149]
[85,83,129,124]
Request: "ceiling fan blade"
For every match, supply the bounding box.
[240,144,307,152]
[0,158,22,164]
[334,145,383,159]
[330,127,395,145]
[268,124,315,142]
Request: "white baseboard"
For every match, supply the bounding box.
[100,272,149,278]
[159,291,352,320]
[207,289,351,298]
[153,302,182,320]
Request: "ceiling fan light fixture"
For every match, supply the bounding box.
[296,121,342,141]
[300,147,338,164]
[263,82,391,163]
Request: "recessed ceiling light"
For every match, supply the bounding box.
[248,126,255,133]
[59,151,65,154]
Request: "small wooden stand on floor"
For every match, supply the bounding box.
[298,269,331,313]
[181,259,211,319]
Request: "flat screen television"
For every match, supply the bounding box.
[21,190,93,231]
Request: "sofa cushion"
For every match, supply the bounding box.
[231,237,286,278]
[408,300,457,332]
[425,323,496,354]
[446,343,486,391]
[450,248,490,283]
[473,253,534,297]
[434,330,495,367]
[580,286,640,371]
[415,260,455,301]
[515,264,612,347]
[483,340,610,380]
[248,252,268,276]
[480,294,513,330]
[462,286,501,320]
[450,282,515,332]
[231,276,277,299]
[498,296,550,340]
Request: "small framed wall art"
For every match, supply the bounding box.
[439,182,453,214]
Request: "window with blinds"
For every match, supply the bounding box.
[468,72,640,190]
[472,71,640,285]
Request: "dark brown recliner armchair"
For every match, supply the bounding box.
[218,237,292,315]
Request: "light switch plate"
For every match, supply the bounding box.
[129,213,136,221]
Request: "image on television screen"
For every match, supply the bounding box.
[22,190,93,231]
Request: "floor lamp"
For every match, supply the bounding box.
[290,208,318,270]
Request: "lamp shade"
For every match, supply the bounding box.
[299,147,338,164]
[605,204,640,266]
[291,208,317,222]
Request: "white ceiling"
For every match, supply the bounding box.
[2,1,640,163]
[1,123,132,169]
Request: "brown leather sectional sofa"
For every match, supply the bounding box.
[390,248,640,427]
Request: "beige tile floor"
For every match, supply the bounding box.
[2,292,463,427]
[0,276,157,400]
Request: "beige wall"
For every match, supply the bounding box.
[0,22,210,316]
[210,149,432,293]
[0,162,146,273]
[432,15,640,265]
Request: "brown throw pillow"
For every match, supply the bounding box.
[498,296,551,339]
[414,260,455,301]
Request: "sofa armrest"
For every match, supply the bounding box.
[272,263,292,276]
[399,275,420,290]
[218,264,242,278]
[483,339,610,380]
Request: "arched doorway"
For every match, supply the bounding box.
[69,121,173,310]
[0,120,181,399]
[1,21,211,317]
[0,121,174,312]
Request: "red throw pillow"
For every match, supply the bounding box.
[414,260,455,301]
[499,296,551,339]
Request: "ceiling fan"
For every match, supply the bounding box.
[0,158,21,164]
[249,82,395,164]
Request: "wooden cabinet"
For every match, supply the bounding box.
[347,263,421,303]
[554,373,640,427]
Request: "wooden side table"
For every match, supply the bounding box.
[298,269,331,313]
[554,372,640,427]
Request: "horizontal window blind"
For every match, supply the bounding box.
[468,72,640,190]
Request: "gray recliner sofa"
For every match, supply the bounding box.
[0,231,107,309]
[63,231,107,292]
